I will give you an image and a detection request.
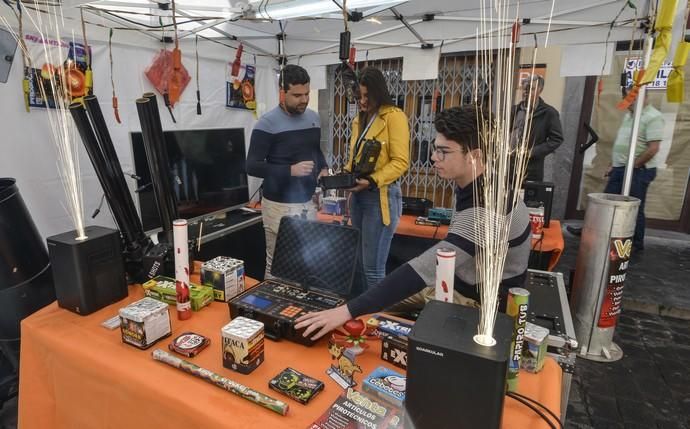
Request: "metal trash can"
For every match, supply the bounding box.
[570,193,640,362]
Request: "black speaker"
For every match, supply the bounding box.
[523,181,554,227]
[47,226,128,315]
[404,301,513,429]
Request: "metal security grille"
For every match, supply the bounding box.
[325,54,493,208]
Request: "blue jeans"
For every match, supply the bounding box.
[604,166,657,249]
[350,183,402,290]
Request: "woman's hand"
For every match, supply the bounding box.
[294,305,353,341]
[347,178,370,193]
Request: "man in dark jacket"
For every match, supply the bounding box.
[511,74,564,181]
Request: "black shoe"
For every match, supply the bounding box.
[566,225,582,236]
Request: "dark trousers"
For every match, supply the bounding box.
[604,166,657,249]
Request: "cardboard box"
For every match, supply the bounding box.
[221,317,264,374]
[200,256,245,302]
[142,276,214,311]
[119,297,171,349]
[381,333,409,370]
[362,366,406,407]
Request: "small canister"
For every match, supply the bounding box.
[527,203,545,240]
[221,317,264,374]
[119,297,172,349]
[435,248,456,303]
[521,322,550,373]
[506,287,530,392]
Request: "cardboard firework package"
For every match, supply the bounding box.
[222,317,264,374]
[362,367,406,407]
[308,388,402,429]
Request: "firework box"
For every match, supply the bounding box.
[381,334,408,370]
[221,317,264,374]
[200,256,246,302]
[366,314,414,338]
[119,297,172,349]
[367,314,413,370]
[309,388,402,429]
[142,276,214,311]
[521,322,550,373]
[362,366,406,407]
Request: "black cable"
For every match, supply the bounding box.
[92,193,106,218]
[506,392,559,429]
[507,391,564,429]
[432,223,440,240]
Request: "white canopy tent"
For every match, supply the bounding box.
[7,0,663,67]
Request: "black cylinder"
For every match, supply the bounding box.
[70,103,140,249]
[83,96,147,245]
[0,178,55,339]
[136,94,178,239]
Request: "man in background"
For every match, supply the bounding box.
[511,74,564,181]
[604,90,663,251]
[246,64,328,278]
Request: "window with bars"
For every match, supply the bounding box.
[324,55,493,208]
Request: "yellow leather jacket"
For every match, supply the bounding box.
[346,105,410,225]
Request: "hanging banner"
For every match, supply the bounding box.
[24,33,91,108]
[598,236,633,328]
[226,63,256,111]
[624,57,673,89]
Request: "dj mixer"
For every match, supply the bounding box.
[229,280,346,346]
[227,216,360,347]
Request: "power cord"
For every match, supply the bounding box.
[506,391,563,429]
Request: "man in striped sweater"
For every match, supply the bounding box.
[296,106,531,340]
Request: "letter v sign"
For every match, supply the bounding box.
[613,239,632,259]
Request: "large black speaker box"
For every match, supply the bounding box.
[523,180,554,227]
[47,226,128,315]
[405,301,514,429]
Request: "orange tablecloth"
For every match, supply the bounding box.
[19,284,562,429]
[318,213,564,271]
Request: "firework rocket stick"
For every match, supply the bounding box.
[151,349,289,416]
[173,219,191,320]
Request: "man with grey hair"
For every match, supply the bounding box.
[511,74,564,181]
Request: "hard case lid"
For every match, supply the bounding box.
[271,216,360,298]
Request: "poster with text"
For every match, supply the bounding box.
[24,33,91,108]
[598,237,633,328]
[226,63,256,111]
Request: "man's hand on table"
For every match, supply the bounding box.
[294,305,352,341]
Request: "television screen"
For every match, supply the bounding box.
[131,128,249,231]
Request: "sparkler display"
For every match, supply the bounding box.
[471,0,554,346]
[1,2,88,240]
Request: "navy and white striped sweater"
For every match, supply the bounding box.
[347,176,531,317]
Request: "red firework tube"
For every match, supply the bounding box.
[173,219,191,320]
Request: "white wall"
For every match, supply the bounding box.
[0,38,279,240]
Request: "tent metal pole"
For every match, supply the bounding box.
[622,33,654,196]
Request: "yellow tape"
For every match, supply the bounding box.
[667,42,690,102]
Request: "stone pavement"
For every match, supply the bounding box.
[558,225,690,429]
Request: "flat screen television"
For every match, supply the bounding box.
[131,128,249,231]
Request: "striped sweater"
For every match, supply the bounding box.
[347,176,531,317]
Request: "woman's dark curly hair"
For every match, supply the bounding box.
[433,106,480,152]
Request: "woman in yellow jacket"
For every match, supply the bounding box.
[346,67,410,290]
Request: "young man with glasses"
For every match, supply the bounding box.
[296,106,531,340]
